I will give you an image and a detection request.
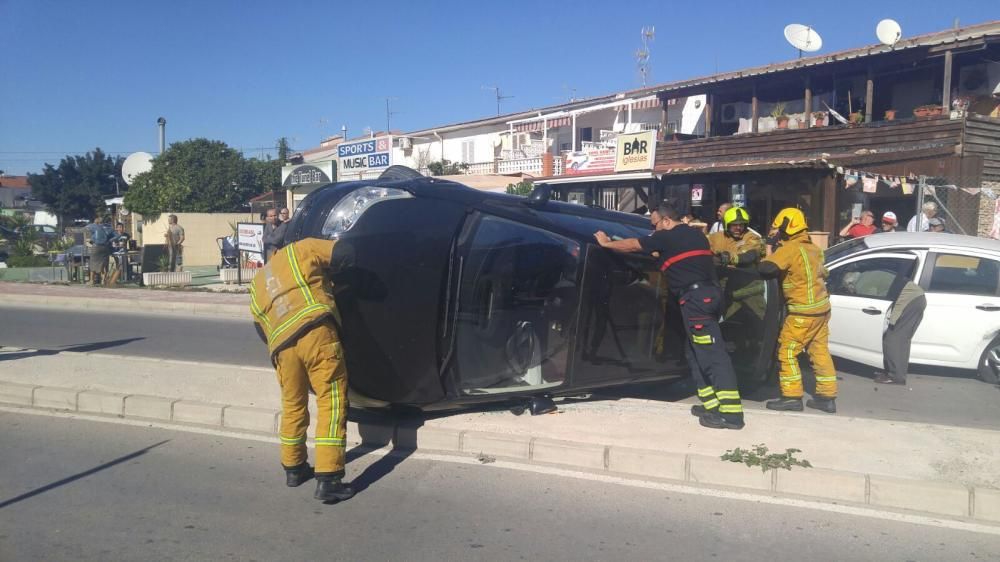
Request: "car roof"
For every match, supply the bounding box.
[861,232,1000,252]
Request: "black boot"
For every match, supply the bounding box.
[766,397,804,411]
[806,396,837,414]
[284,463,314,487]
[314,478,355,502]
[690,404,707,417]
[698,411,745,430]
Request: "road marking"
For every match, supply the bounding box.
[3,405,999,536]
[0,346,272,373]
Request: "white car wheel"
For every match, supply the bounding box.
[978,337,1000,384]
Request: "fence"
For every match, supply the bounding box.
[913,178,999,238]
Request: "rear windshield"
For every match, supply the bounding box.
[825,237,868,264]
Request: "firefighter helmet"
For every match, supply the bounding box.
[771,207,808,237]
[723,206,750,229]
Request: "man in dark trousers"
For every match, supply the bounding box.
[875,277,926,385]
[595,201,745,430]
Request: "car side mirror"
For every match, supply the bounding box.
[525,184,551,208]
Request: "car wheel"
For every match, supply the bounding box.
[977,337,1000,384]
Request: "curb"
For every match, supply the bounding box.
[2,380,999,525]
[0,293,248,319]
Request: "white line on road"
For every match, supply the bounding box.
[3,405,999,536]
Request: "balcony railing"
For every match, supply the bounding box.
[497,156,564,176]
[464,161,498,175]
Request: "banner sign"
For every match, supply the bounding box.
[564,146,616,175]
[282,161,335,187]
[337,136,392,178]
[237,222,264,257]
[614,131,657,172]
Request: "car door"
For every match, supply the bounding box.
[827,253,918,368]
[913,251,1000,368]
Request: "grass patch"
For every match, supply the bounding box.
[721,444,812,472]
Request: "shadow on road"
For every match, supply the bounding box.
[344,411,423,496]
[0,337,147,362]
[0,439,170,510]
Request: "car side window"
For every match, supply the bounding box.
[927,254,1000,296]
[828,257,914,300]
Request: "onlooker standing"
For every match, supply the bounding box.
[84,215,114,285]
[927,217,948,233]
[272,208,290,250]
[112,222,131,251]
[709,202,732,234]
[164,214,185,272]
[907,202,938,232]
[262,208,279,263]
[838,210,877,239]
[879,212,899,233]
[875,278,926,385]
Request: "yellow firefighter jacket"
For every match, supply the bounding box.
[759,231,830,315]
[250,238,340,359]
[708,230,766,267]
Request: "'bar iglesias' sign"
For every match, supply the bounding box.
[614,131,657,172]
[282,161,335,188]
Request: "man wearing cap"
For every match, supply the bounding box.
[879,212,899,233]
[927,217,948,233]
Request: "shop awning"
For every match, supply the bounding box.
[513,117,572,133]
[537,171,658,185]
[655,158,836,175]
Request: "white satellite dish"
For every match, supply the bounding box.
[121,151,154,185]
[876,19,902,46]
[784,24,823,57]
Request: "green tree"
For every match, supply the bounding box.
[276,137,290,167]
[427,159,469,176]
[506,180,534,196]
[123,138,264,215]
[247,157,281,195]
[28,148,123,224]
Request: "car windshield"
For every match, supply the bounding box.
[537,210,650,241]
[825,237,869,263]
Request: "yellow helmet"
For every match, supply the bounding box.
[723,206,750,229]
[772,207,808,236]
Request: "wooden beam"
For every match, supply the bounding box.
[865,67,874,123]
[704,94,713,138]
[822,173,837,236]
[942,50,953,111]
[751,85,759,133]
[804,76,812,129]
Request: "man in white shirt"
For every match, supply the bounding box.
[709,202,731,234]
[907,202,938,232]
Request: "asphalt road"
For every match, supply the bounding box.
[2,304,997,429]
[1,411,998,561]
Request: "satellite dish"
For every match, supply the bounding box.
[876,19,902,46]
[121,152,153,185]
[784,24,823,57]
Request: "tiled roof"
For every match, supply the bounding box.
[0,175,30,189]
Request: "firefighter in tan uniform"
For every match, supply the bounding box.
[250,237,355,502]
[758,208,838,414]
[707,206,765,268]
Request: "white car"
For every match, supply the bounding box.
[825,232,1000,383]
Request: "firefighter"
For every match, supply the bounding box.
[708,206,765,268]
[758,208,838,413]
[250,237,355,502]
[595,201,745,430]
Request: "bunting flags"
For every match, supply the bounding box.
[841,169,920,192]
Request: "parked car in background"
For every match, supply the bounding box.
[825,232,1000,383]
[16,224,60,242]
[282,166,781,412]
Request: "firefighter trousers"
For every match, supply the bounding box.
[678,285,743,421]
[776,312,837,399]
[274,321,348,477]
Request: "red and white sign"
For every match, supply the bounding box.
[564,147,616,175]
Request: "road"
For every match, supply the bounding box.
[2,303,998,429]
[1,411,998,561]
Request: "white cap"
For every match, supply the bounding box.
[882,211,898,224]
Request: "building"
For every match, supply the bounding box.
[0,175,32,208]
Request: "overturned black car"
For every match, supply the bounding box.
[283,167,781,412]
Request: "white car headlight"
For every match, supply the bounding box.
[321,186,413,239]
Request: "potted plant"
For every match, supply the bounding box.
[913,104,944,118]
[770,102,790,129]
[884,108,897,121]
[812,111,828,127]
[849,111,864,125]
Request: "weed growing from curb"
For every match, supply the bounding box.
[721,444,812,472]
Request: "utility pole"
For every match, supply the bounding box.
[385,97,399,134]
[482,85,514,116]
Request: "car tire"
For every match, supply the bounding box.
[977,337,1000,385]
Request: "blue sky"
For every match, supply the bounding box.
[1,0,996,174]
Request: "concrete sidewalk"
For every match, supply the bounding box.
[2,347,999,524]
[0,281,248,318]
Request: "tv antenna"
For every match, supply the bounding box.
[385,97,400,134]
[482,85,514,116]
[784,24,823,58]
[636,26,655,86]
[563,84,578,103]
[876,19,902,47]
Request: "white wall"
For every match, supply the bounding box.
[395,123,505,168]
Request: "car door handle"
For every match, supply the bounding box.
[976,304,1000,312]
[862,307,882,315]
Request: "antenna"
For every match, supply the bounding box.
[784,24,823,58]
[385,97,400,134]
[876,19,902,46]
[563,84,578,103]
[636,25,655,86]
[482,85,514,116]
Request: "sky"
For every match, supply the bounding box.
[1,0,997,175]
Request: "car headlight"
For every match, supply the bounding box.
[321,186,413,239]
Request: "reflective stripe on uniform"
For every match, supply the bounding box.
[248,284,271,329]
[799,247,815,305]
[268,302,332,342]
[815,376,838,382]
[719,404,743,414]
[787,298,830,312]
[697,386,716,398]
[280,435,306,445]
[702,398,720,410]
[329,380,341,438]
[285,244,316,306]
[785,341,800,380]
[315,437,345,446]
[715,390,741,401]
[692,334,713,344]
